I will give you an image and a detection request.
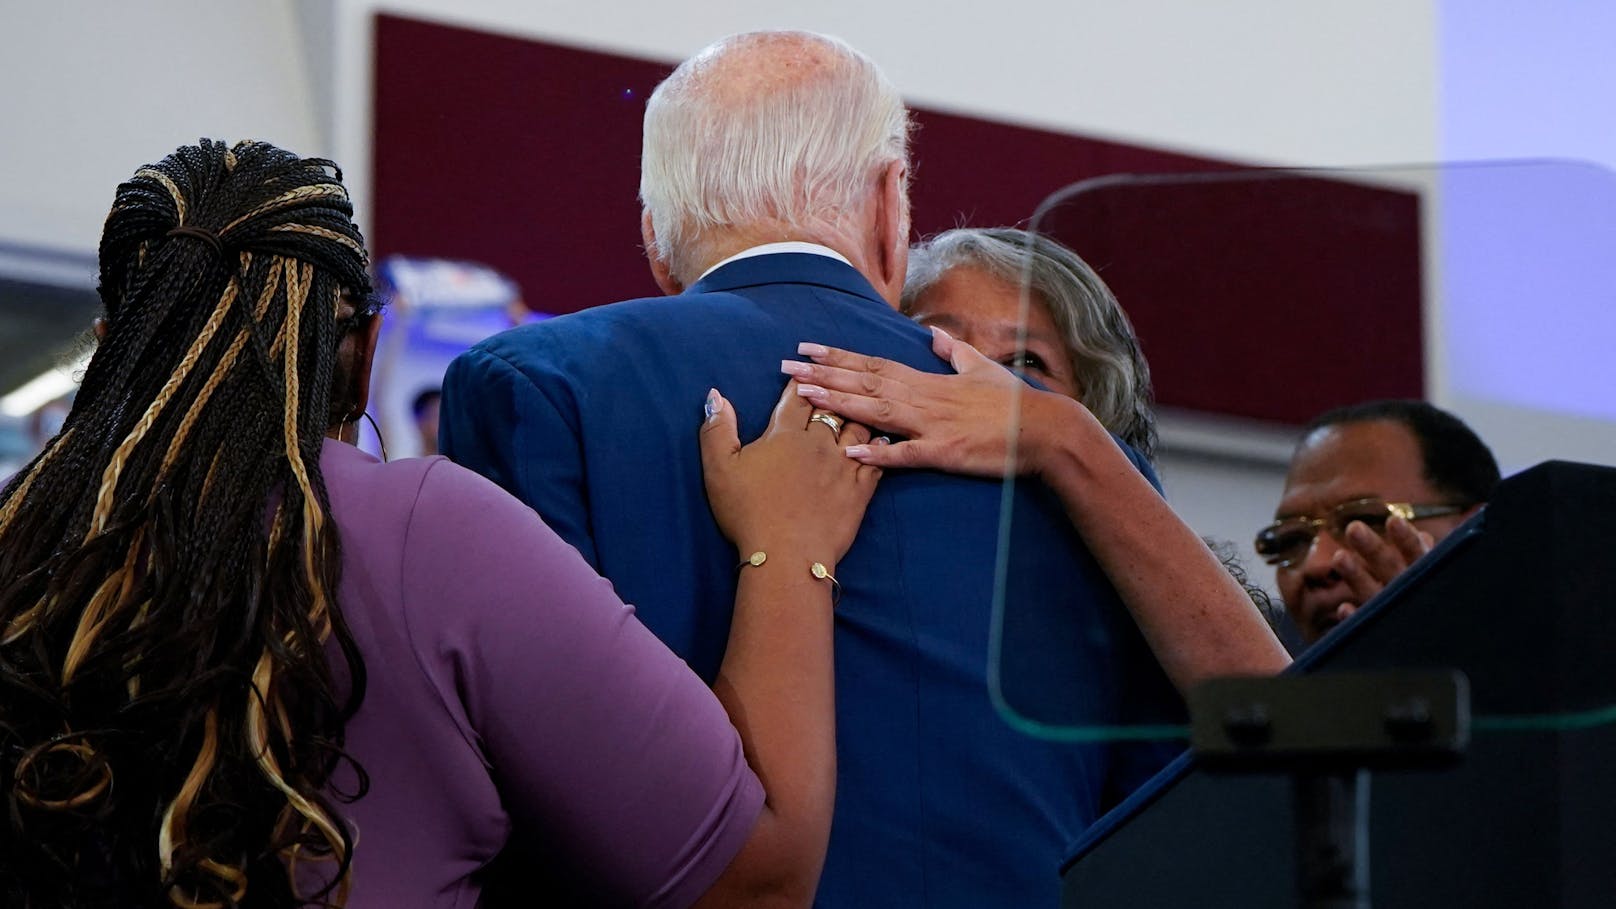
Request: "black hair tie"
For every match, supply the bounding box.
[166,225,225,257]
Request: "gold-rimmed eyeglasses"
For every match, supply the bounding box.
[1254,498,1470,568]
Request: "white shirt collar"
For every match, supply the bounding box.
[697,242,853,281]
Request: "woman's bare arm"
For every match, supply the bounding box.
[695,383,879,907]
[785,331,1289,693]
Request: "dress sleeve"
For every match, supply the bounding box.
[1114,433,1166,496]
[439,344,599,568]
[398,458,764,908]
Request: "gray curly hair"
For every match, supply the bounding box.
[902,227,1157,459]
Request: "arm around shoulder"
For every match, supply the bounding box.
[792,334,1290,689]
[1026,392,1292,690]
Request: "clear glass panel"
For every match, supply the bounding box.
[985,161,1616,740]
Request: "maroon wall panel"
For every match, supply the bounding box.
[373,15,673,308]
[907,109,1226,233]
[1041,175,1424,424]
[372,14,1422,425]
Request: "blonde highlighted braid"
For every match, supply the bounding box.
[0,140,374,908]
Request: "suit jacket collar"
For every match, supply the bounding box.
[686,252,894,311]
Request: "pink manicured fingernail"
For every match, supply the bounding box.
[872,436,891,446]
[780,359,811,377]
[796,383,827,398]
[929,325,952,340]
[704,388,722,422]
[845,445,871,458]
[798,342,829,357]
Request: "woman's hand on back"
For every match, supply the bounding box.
[700,381,881,567]
[782,327,1084,478]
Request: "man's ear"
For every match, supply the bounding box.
[642,211,684,296]
[873,159,910,307]
[92,317,108,341]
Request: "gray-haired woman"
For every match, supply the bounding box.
[902,227,1157,459]
[783,228,1291,690]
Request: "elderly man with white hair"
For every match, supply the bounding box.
[442,30,1181,907]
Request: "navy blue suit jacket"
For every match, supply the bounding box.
[440,253,1181,907]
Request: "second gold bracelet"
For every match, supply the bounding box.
[736,551,843,607]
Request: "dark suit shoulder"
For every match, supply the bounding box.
[469,285,940,386]
[472,296,663,354]
[474,293,760,355]
[459,297,671,387]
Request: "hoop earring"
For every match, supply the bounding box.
[361,412,389,462]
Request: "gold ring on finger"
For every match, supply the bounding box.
[808,412,845,435]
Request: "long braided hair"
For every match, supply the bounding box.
[0,140,372,907]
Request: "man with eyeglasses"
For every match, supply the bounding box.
[1257,400,1501,644]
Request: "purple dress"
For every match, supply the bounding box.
[316,439,763,907]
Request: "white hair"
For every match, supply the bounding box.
[639,31,911,280]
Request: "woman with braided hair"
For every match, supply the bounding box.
[0,140,878,907]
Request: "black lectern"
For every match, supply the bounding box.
[1060,461,1616,908]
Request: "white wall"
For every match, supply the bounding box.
[1157,450,1289,580]
[352,0,1439,167]
[325,0,1440,236]
[0,0,1444,275]
[1439,0,1616,170]
[0,2,324,253]
[1432,0,1616,473]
